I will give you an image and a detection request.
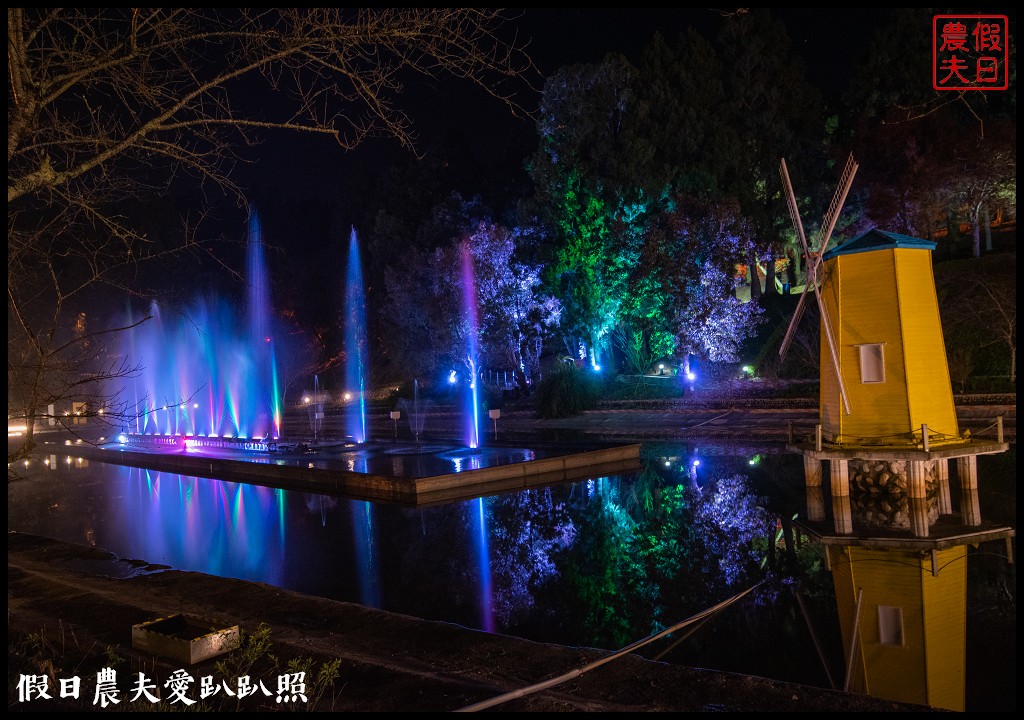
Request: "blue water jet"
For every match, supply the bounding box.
[344,227,369,443]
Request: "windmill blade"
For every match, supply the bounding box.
[815,286,851,415]
[777,284,810,361]
[813,153,858,258]
[779,158,811,257]
[778,157,814,363]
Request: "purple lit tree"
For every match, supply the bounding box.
[467,221,561,388]
[383,197,558,386]
[659,197,765,366]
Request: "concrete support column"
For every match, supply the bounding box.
[907,460,930,538]
[956,455,978,490]
[958,455,982,526]
[961,486,982,527]
[829,459,852,534]
[935,459,952,515]
[804,456,823,486]
[803,455,825,521]
[806,486,825,522]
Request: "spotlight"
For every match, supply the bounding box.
[448,370,458,384]
[686,372,696,381]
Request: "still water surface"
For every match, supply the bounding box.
[8,442,1015,711]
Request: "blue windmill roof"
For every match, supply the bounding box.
[823,228,936,260]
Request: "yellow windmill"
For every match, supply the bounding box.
[778,154,962,448]
[779,157,1014,711]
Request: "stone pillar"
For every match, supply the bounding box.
[935,459,952,515]
[829,459,852,534]
[907,460,930,538]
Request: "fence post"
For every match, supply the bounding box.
[921,424,929,452]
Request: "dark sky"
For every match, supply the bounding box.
[239,8,894,189]
[229,8,903,251]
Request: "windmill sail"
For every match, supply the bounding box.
[777,155,857,415]
[778,158,814,362]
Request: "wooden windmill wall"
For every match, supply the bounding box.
[818,230,960,445]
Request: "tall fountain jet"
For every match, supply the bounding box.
[460,242,481,449]
[121,207,280,441]
[247,210,282,439]
[344,227,369,443]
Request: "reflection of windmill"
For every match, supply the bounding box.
[778,153,858,415]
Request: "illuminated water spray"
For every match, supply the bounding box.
[460,242,481,449]
[247,211,281,439]
[344,227,368,443]
[121,208,280,440]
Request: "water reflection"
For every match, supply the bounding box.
[117,467,287,585]
[7,445,1014,711]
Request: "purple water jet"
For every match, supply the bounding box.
[120,209,281,441]
[460,242,481,449]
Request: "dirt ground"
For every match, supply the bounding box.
[8,532,943,713]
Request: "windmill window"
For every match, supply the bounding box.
[877,605,904,646]
[856,343,885,384]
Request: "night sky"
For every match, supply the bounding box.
[233,8,899,228]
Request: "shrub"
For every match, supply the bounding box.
[534,364,603,418]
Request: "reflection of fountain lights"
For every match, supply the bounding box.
[475,497,494,632]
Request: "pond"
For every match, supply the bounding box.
[7,441,1015,712]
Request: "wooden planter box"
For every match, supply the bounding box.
[132,614,240,665]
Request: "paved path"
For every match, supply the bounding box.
[321,396,1015,446]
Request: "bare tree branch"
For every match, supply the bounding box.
[8,8,538,465]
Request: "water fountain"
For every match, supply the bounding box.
[96,218,640,504]
[344,227,368,443]
[397,379,432,445]
[119,209,281,448]
[460,241,481,449]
